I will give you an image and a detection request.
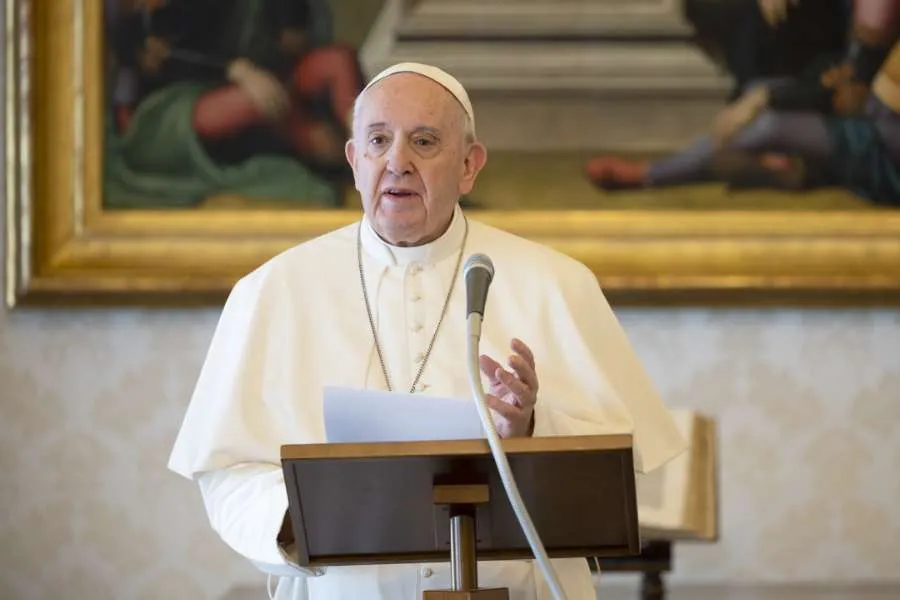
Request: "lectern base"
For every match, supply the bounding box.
[423,588,509,600]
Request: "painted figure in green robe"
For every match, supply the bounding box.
[103,0,366,209]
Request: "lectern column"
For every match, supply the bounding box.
[450,508,478,591]
[425,483,509,600]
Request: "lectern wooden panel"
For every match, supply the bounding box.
[280,434,641,569]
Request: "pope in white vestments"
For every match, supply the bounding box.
[168,62,687,600]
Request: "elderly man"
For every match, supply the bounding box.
[168,62,686,600]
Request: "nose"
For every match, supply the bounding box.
[385,139,415,176]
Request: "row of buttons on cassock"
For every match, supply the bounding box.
[409,262,429,394]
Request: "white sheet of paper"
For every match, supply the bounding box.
[323,386,486,443]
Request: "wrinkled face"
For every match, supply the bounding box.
[345,73,487,246]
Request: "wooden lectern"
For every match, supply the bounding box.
[281,434,641,599]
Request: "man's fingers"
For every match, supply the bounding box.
[507,354,538,394]
[494,368,534,408]
[479,354,503,383]
[486,394,523,421]
[510,338,535,370]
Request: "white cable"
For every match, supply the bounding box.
[466,314,568,600]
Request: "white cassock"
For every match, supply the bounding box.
[168,204,687,600]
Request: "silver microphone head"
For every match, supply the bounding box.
[464,253,494,280]
[464,254,495,317]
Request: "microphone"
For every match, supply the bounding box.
[464,253,494,318]
[461,252,569,600]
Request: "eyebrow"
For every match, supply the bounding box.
[366,123,441,136]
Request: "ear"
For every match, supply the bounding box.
[345,138,356,168]
[458,141,487,196]
[345,138,362,191]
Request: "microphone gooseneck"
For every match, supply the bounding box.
[462,253,568,600]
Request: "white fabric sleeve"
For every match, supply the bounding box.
[196,463,326,579]
[529,398,630,438]
[525,258,686,472]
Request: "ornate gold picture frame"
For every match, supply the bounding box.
[6,0,900,308]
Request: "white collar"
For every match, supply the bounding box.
[359,204,467,267]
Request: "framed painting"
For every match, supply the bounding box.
[6,0,900,308]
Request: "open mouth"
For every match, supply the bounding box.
[382,188,419,199]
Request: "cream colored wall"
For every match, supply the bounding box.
[3,8,900,599]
